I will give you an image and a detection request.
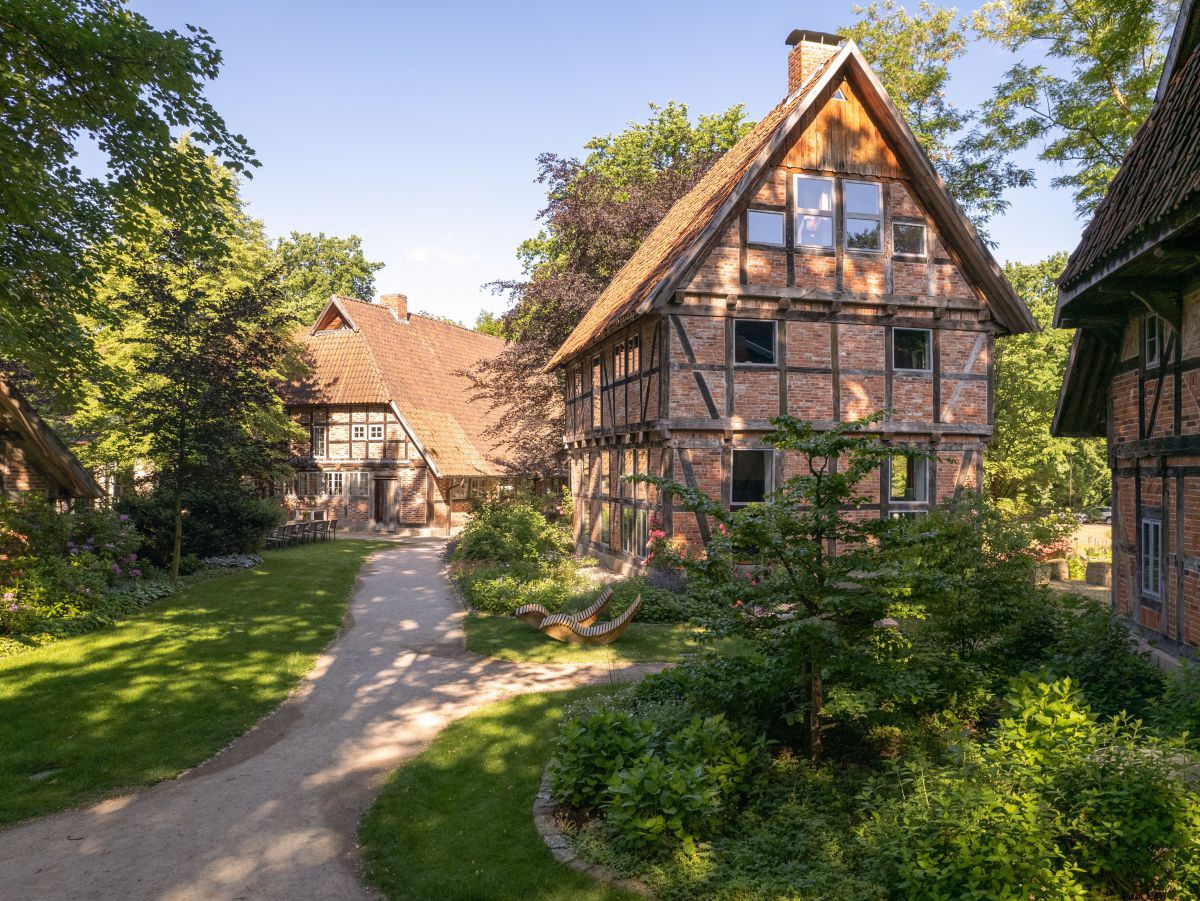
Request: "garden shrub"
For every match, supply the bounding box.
[603,576,697,624]
[456,559,584,615]
[549,709,657,810]
[603,715,762,853]
[1150,661,1200,745]
[117,482,280,565]
[453,495,571,566]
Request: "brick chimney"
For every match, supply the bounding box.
[785,29,842,93]
[378,293,408,321]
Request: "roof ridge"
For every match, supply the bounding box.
[410,311,505,342]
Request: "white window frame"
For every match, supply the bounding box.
[311,424,328,458]
[368,423,385,440]
[347,472,369,498]
[843,180,882,253]
[730,449,774,508]
[1140,516,1162,598]
[351,424,366,440]
[734,319,777,366]
[1144,314,1164,368]
[892,220,927,257]
[893,328,933,373]
[793,174,835,249]
[746,209,786,247]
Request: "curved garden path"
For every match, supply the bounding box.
[0,539,650,900]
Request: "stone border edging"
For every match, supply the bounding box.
[533,769,653,897]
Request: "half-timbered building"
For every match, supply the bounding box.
[0,375,102,503]
[547,30,1036,572]
[1053,0,1200,654]
[280,293,516,532]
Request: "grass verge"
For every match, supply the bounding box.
[0,539,387,827]
[464,612,712,664]
[360,688,634,901]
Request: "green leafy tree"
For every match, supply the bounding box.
[842,1,1034,231]
[641,415,922,761]
[473,310,505,338]
[989,253,1109,511]
[0,0,256,400]
[470,102,753,474]
[974,0,1179,214]
[76,150,296,577]
[271,231,383,324]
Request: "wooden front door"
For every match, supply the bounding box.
[373,478,398,531]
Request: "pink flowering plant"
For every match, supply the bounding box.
[0,497,145,635]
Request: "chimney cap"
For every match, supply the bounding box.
[785,29,843,47]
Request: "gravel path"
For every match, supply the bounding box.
[0,539,650,900]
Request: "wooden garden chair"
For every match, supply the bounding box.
[514,586,613,629]
[537,595,642,646]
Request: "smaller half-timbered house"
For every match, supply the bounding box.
[547,29,1036,572]
[1053,0,1200,654]
[280,293,516,532]
[0,376,102,503]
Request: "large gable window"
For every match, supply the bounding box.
[794,175,834,248]
[731,450,773,506]
[747,209,785,246]
[311,425,327,458]
[734,319,777,365]
[844,181,882,252]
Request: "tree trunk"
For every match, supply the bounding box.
[808,660,823,763]
[171,489,183,581]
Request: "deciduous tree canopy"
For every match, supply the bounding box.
[0,0,256,400]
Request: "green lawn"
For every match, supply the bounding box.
[464,612,714,664]
[0,540,387,827]
[360,688,635,901]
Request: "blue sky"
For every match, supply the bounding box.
[134,0,1081,325]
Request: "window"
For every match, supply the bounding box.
[294,472,343,498]
[621,505,635,554]
[601,449,611,496]
[734,319,776,365]
[635,508,649,558]
[1141,517,1162,598]
[591,357,601,428]
[844,181,882,251]
[889,455,928,504]
[893,328,932,371]
[731,450,772,506]
[600,502,611,546]
[746,209,785,246]
[893,221,926,256]
[351,424,366,440]
[628,336,641,374]
[347,472,369,497]
[368,423,384,440]
[832,87,847,101]
[311,425,327,458]
[794,175,834,248]
[1145,314,1165,367]
[613,344,625,381]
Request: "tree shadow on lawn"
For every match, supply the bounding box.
[0,540,386,827]
[360,688,636,901]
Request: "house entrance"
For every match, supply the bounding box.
[373,478,398,531]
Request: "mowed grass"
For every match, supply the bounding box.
[464,612,713,664]
[360,688,635,901]
[0,540,388,827]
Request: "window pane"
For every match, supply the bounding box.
[894,329,931,370]
[844,181,881,215]
[600,503,610,545]
[795,176,833,212]
[734,320,776,365]
[894,222,926,255]
[746,209,785,245]
[732,451,770,505]
[845,217,881,251]
[890,456,927,502]
[796,213,833,247]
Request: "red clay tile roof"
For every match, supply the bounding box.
[547,41,1033,371]
[1059,28,1200,290]
[282,297,513,477]
[0,376,102,498]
